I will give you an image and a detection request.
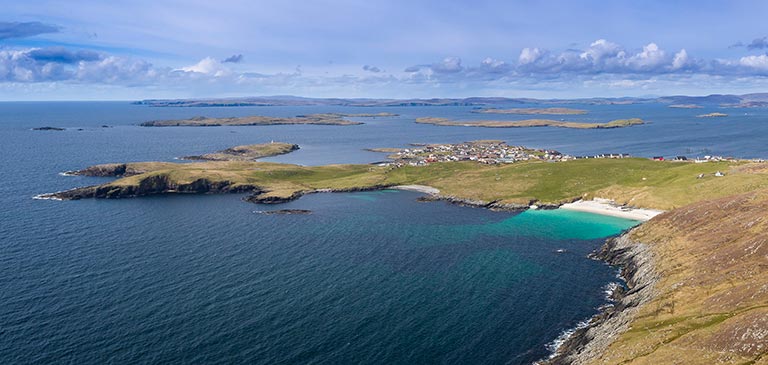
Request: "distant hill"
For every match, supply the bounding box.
[134,93,768,108]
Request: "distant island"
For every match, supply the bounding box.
[415,117,644,129]
[697,112,728,118]
[472,107,588,115]
[182,142,299,161]
[140,113,397,127]
[133,93,768,108]
[32,126,65,131]
[668,104,703,109]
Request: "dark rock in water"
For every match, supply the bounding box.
[256,209,312,215]
[32,127,65,131]
[416,196,438,202]
[101,125,112,128]
[245,191,305,204]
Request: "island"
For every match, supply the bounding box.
[139,113,397,127]
[668,103,703,109]
[472,107,588,115]
[182,142,299,161]
[697,112,728,118]
[415,117,644,129]
[32,126,65,131]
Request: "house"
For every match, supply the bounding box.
[652,156,665,161]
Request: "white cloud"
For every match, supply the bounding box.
[432,57,463,73]
[580,39,623,62]
[671,49,689,70]
[179,57,230,76]
[739,54,768,70]
[518,48,542,65]
[626,43,666,69]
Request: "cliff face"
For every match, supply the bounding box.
[550,190,768,365]
[51,175,258,199]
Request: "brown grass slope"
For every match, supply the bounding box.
[591,190,768,365]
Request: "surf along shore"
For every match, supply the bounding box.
[37,145,768,364]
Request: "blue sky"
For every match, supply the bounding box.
[1,0,768,100]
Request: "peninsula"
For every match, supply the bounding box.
[472,107,588,115]
[42,151,765,210]
[139,112,397,127]
[415,117,644,129]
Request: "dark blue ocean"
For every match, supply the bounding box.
[1,101,765,364]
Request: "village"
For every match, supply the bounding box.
[374,140,753,168]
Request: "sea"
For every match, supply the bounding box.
[1,101,765,364]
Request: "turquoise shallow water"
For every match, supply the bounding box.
[0,102,659,364]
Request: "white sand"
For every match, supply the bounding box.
[559,198,664,221]
[393,185,440,194]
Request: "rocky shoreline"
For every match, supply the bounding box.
[539,230,659,365]
[416,195,531,211]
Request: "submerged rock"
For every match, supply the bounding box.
[255,209,312,215]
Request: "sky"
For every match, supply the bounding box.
[1,0,768,100]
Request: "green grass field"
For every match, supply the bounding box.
[75,158,768,209]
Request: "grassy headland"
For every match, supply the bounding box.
[472,107,588,115]
[415,117,644,129]
[140,112,396,127]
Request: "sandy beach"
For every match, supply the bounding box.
[393,185,441,194]
[559,198,664,221]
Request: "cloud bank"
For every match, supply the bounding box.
[2,39,768,98]
[0,21,60,40]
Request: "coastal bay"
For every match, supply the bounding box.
[14,101,768,364]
